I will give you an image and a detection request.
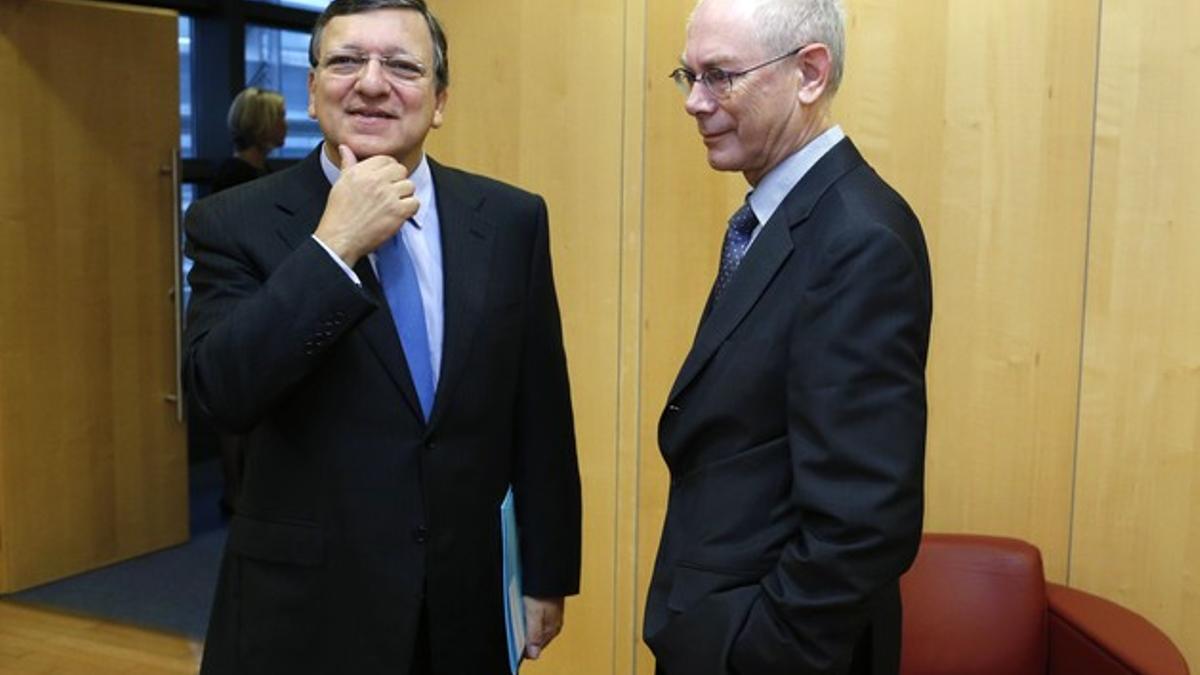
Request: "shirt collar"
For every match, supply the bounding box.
[748,125,845,226]
[318,143,436,229]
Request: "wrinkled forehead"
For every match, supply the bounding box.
[318,8,434,59]
[683,0,762,68]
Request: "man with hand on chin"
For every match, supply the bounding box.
[183,1,580,673]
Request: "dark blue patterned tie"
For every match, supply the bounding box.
[376,226,435,420]
[713,201,758,303]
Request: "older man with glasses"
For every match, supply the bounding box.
[183,1,581,673]
[645,1,933,674]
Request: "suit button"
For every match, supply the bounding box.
[413,526,429,544]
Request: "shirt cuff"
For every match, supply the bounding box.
[311,234,362,287]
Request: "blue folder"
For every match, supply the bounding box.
[501,487,526,674]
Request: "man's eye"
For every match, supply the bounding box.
[384,60,424,78]
[326,55,359,68]
[702,70,730,85]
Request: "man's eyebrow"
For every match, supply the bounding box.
[326,41,364,52]
[326,42,420,58]
[681,53,737,71]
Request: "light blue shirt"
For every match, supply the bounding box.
[313,145,444,385]
[745,125,846,247]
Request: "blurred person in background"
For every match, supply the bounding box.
[207,86,288,517]
[211,86,287,193]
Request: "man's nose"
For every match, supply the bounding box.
[683,80,715,116]
[355,58,389,95]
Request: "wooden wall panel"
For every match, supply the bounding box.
[833,0,1100,580]
[1073,0,1200,664]
[425,1,629,671]
[614,0,648,670]
[0,0,186,592]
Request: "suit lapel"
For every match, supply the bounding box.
[667,221,793,403]
[269,148,333,252]
[666,138,867,404]
[271,149,428,421]
[425,159,494,429]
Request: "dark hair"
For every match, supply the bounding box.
[308,0,449,92]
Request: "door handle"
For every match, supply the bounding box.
[165,147,183,422]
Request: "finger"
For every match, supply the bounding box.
[337,144,357,170]
[533,627,560,649]
[526,626,545,660]
[380,159,409,182]
[397,196,420,220]
[395,179,416,199]
[524,607,546,659]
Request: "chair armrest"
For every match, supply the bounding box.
[1047,583,1189,675]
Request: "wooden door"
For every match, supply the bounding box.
[0,0,187,592]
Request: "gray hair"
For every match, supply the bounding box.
[308,0,449,93]
[753,0,847,95]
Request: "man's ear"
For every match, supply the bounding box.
[431,87,449,129]
[307,68,318,119]
[796,43,832,105]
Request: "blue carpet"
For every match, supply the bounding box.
[3,459,228,639]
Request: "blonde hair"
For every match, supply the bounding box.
[227,87,285,150]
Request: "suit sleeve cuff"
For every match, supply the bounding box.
[311,234,363,287]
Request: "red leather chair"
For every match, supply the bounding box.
[899,533,1190,675]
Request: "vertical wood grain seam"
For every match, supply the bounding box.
[1066,0,1106,588]
[615,0,648,671]
[613,0,630,662]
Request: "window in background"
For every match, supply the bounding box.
[253,0,329,11]
[178,16,195,158]
[180,183,197,311]
[181,183,196,223]
[245,24,322,158]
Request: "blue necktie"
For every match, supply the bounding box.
[713,201,758,303]
[376,226,435,420]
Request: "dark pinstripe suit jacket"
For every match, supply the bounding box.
[184,148,580,675]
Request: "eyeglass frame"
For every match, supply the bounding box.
[669,44,810,99]
[317,51,430,85]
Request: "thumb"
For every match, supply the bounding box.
[337,143,357,170]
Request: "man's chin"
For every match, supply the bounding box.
[705,151,743,174]
[330,133,399,159]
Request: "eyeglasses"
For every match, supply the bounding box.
[319,52,428,84]
[669,45,807,98]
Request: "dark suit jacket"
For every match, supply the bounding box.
[184,149,581,675]
[644,138,932,675]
